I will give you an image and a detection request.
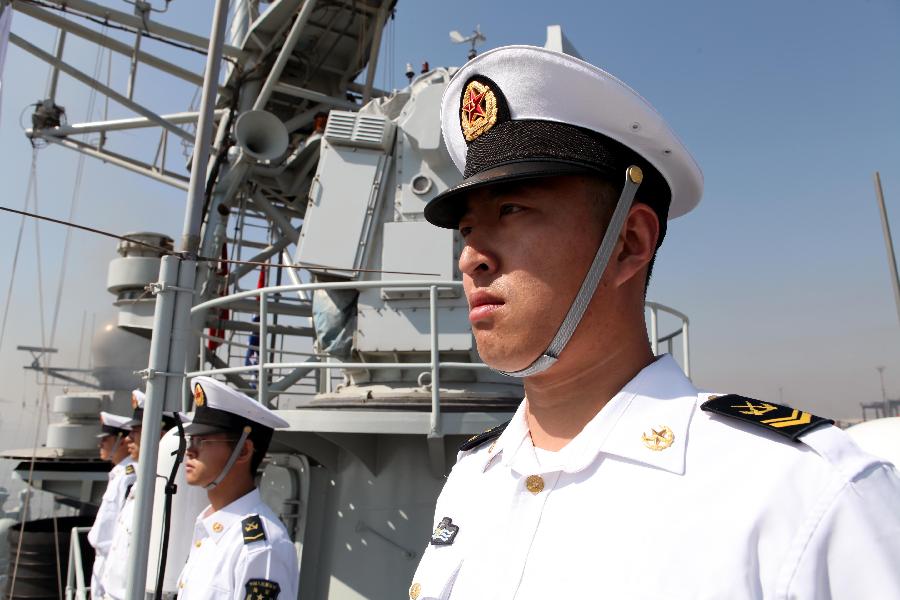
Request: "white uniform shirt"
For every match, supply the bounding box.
[87,456,136,599]
[411,355,900,600]
[177,488,298,600]
[100,469,138,600]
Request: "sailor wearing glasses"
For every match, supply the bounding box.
[176,376,297,600]
[87,411,134,599]
[408,45,900,599]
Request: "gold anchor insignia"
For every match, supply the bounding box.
[641,425,675,451]
[731,400,777,416]
[212,522,223,533]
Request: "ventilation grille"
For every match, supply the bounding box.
[324,111,395,151]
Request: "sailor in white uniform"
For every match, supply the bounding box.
[100,390,179,600]
[87,411,135,599]
[176,376,297,600]
[409,45,900,599]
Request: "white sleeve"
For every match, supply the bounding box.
[786,463,900,599]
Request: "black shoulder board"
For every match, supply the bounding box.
[242,515,267,544]
[701,394,833,442]
[245,578,280,600]
[458,421,509,452]
[125,464,135,475]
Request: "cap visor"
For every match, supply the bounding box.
[424,160,606,228]
[182,422,230,436]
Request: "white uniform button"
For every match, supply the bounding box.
[194,540,201,548]
[525,475,544,494]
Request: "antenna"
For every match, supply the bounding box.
[449,24,487,60]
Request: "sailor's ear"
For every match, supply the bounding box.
[235,438,255,465]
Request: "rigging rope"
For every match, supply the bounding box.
[19,0,241,69]
[8,156,50,600]
[0,205,441,277]
[0,151,37,355]
[8,32,108,596]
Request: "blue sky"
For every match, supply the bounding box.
[0,0,898,449]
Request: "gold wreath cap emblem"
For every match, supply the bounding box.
[193,383,206,407]
[460,79,498,142]
[641,425,675,451]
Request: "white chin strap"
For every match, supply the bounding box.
[110,434,123,456]
[205,426,252,490]
[497,166,644,378]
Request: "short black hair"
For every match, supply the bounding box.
[248,428,273,475]
[584,176,659,293]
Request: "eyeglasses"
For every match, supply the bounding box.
[185,436,239,450]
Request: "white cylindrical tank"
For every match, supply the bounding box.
[145,427,209,594]
[45,393,107,452]
[845,417,900,467]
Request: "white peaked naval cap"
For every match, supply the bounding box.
[124,388,178,428]
[184,376,289,436]
[425,45,703,235]
[97,411,132,438]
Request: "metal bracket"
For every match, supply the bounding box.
[144,282,195,295]
[134,368,184,380]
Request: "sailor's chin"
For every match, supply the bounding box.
[475,338,541,373]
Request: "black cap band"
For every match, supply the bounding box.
[185,404,274,453]
[99,425,128,437]
[426,119,670,245]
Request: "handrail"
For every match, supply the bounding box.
[189,281,693,437]
[189,280,464,438]
[645,301,690,378]
[65,526,91,600]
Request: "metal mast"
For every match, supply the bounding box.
[873,171,900,326]
[124,1,232,598]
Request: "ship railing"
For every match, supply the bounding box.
[187,280,691,437]
[65,526,91,600]
[188,280,479,438]
[646,301,691,378]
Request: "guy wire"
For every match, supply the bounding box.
[0,205,441,277]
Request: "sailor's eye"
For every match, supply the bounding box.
[499,204,523,216]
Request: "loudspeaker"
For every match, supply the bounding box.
[234,110,289,162]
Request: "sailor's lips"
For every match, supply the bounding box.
[468,291,505,323]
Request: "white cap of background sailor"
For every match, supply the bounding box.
[97,411,132,455]
[184,376,289,489]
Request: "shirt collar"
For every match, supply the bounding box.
[198,488,262,542]
[111,456,135,479]
[490,355,698,476]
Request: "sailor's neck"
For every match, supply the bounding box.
[208,480,256,512]
[523,338,654,451]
